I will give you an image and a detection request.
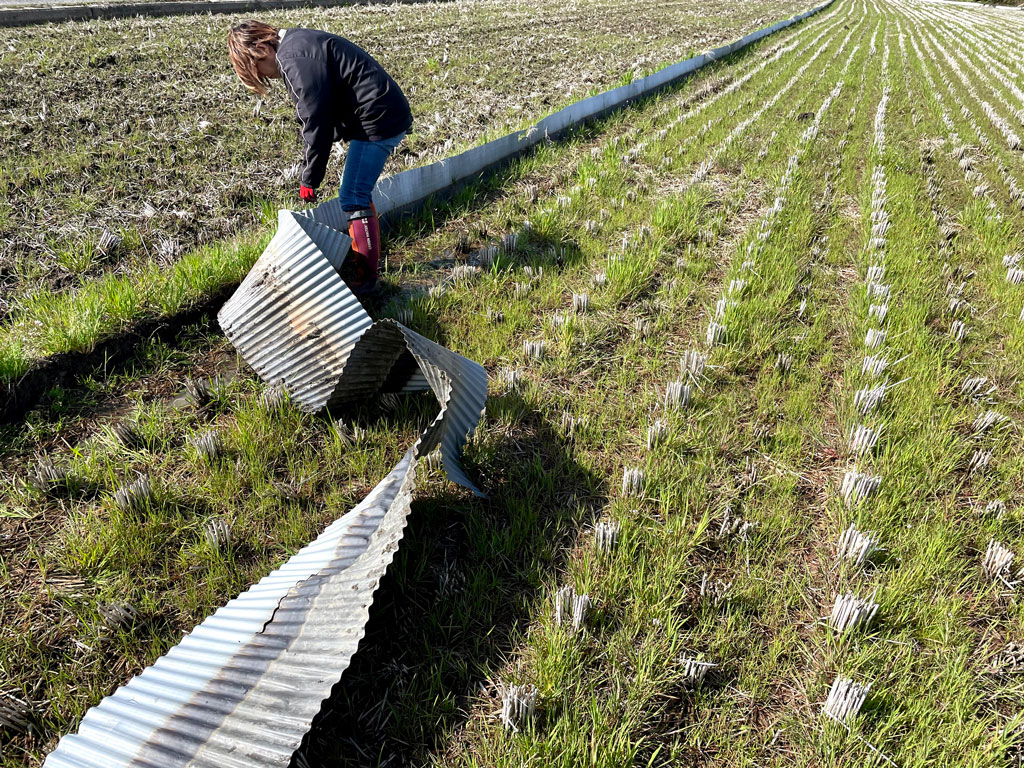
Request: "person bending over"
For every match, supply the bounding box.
[228,20,412,295]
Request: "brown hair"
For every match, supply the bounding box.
[227,20,279,96]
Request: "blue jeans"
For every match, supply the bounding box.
[338,132,405,212]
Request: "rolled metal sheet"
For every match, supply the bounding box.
[45,176,487,766]
[217,209,371,412]
[44,449,419,768]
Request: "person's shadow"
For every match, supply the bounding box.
[294,390,603,767]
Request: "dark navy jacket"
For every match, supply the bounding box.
[276,28,412,188]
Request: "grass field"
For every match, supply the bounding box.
[3,0,1024,765]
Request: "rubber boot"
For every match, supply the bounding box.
[346,205,381,296]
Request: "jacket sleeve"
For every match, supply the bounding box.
[279,55,335,189]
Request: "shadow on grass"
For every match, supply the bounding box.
[295,392,604,767]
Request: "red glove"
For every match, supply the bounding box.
[299,185,317,203]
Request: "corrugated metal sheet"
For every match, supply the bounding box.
[218,209,371,412]
[42,2,835,762]
[45,190,486,768]
[44,449,419,768]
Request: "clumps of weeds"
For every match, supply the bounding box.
[112,474,153,513]
[499,682,537,732]
[554,584,591,632]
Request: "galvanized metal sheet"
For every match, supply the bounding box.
[217,209,370,412]
[44,449,419,768]
[45,175,486,767]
